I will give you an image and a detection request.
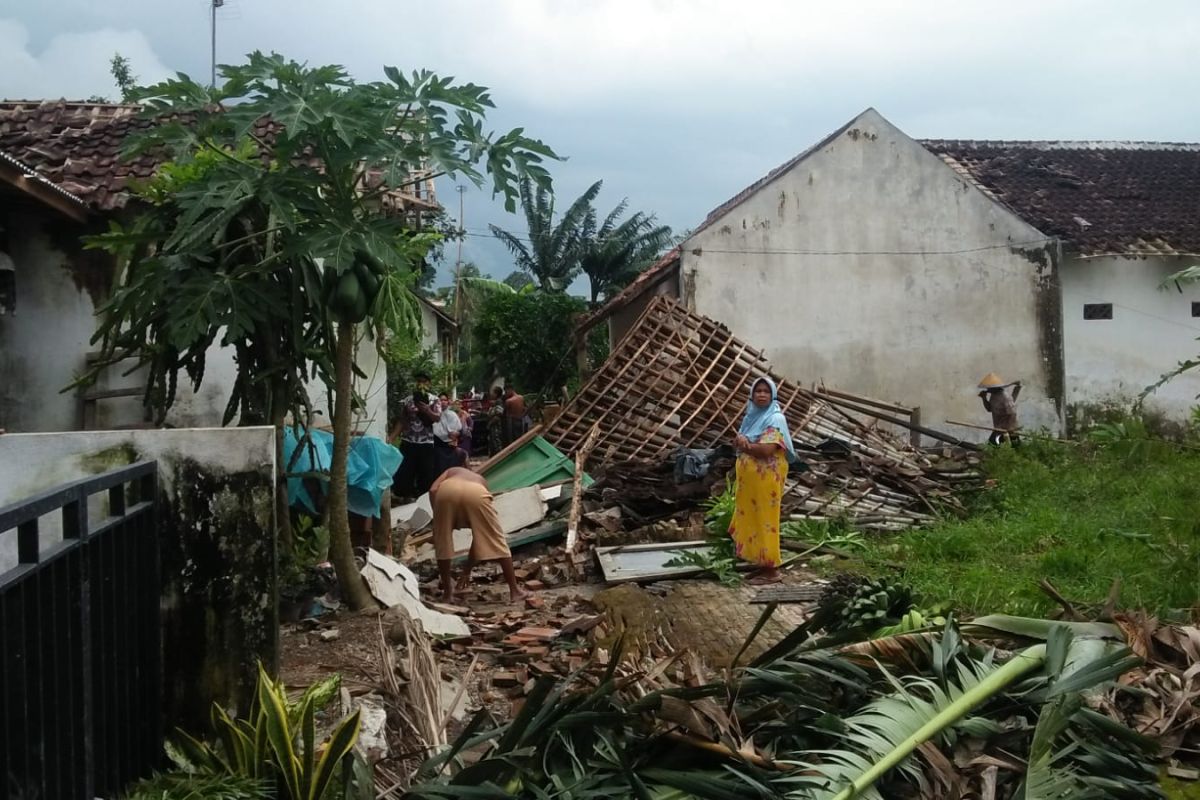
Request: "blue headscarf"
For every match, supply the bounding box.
[738,376,797,462]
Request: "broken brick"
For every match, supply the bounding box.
[493,671,520,687]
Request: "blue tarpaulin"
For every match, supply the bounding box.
[283,426,402,519]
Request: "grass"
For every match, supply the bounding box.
[851,435,1200,617]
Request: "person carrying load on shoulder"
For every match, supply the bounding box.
[978,372,1021,446]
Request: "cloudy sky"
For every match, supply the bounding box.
[2,0,1197,287]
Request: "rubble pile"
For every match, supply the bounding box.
[546,296,981,530]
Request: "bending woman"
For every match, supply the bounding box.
[731,377,796,585]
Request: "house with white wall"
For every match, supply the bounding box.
[577,108,1200,440]
[0,100,446,436]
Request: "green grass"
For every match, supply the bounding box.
[853,437,1200,617]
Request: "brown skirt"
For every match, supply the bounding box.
[431,478,510,561]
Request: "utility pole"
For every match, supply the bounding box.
[211,0,225,88]
[455,184,466,269]
[450,185,467,387]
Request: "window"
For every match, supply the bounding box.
[1083,303,1112,320]
[1192,302,1200,318]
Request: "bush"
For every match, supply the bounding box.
[473,291,588,397]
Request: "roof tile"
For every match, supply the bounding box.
[920,139,1200,256]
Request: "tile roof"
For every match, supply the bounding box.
[0,146,90,216]
[0,100,166,210]
[0,99,438,214]
[574,247,680,337]
[921,139,1200,256]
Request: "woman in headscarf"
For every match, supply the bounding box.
[731,376,796,584]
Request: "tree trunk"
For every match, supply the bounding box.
[327,321,376,611]
[272,407,294,555]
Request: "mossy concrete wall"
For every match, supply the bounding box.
[0,427,277,732]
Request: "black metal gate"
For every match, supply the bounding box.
[0,461,162,800]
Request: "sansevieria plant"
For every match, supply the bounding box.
[172,664,362,800]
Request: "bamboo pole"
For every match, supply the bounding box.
[565,423,601,558]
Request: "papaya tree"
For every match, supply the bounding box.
[85,52,556,609]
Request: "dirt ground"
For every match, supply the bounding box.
[279,552,822,721]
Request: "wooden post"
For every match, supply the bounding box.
[909,406,922,449]
[372,491,392,556]
[565,423,601,572]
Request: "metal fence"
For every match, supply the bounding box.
[0,461,161,800]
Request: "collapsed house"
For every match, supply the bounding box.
[546,295,978,531]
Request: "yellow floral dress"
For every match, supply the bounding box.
[730,427,787,568]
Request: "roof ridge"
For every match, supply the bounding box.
[921,138,1200,151]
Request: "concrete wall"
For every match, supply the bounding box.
[420,302,441,356]
[0,209,104,432]
[0,427,277,730]
[1060,254,1200,425]
[683,109,1064,442]
[608,270,681,348]
[0,204,387,436]
[167,330,390,438]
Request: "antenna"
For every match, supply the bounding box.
[210,0,225,88]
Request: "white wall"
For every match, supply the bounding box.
[420,302,441,356]
[0,426,275,571]
[167,330,390,438]
[0,210,96,432]
[0,206,388,437]
[1060,255,1200,422]
[684,109,1064,441]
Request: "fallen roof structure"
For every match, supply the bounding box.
[546,296,978,529]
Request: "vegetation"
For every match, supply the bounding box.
[577,195,673,305]
[490,179,598,291]
[81,51,555,608]
[165,666,365,800]
[122,772,269,800]
[490,178,672,303]
[855,433,1200,616]
[472,290,589,398]
[406,606,1160,798]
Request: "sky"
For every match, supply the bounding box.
[2,0,1198,289]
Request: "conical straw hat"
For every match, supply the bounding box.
[977,372,1005,389]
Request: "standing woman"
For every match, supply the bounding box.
[731,377,796,584]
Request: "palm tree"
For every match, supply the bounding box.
[490,179,601,291]
[578,201,673,306]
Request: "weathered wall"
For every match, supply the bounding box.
[0,427,277,731]
[0,203,387,436]
[117,328,391,438]
[684,109,1064,441]
[608,271,681,348]
[420,302,442,357]
[0,210,105,432]
[1060,254,1200,425]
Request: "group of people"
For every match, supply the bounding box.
[389,375,533,603]
[406,369,1024,599]
[389,375,532,500]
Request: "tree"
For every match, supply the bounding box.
[84,52,556,609]
[111,53,138,102]
[489,179,600,291]
[472,291,586,397]
[503,270,533,291]
[578,201,673,305]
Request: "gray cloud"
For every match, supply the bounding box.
[3,0,1198,287]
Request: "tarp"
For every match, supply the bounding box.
[283,427,402,519]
